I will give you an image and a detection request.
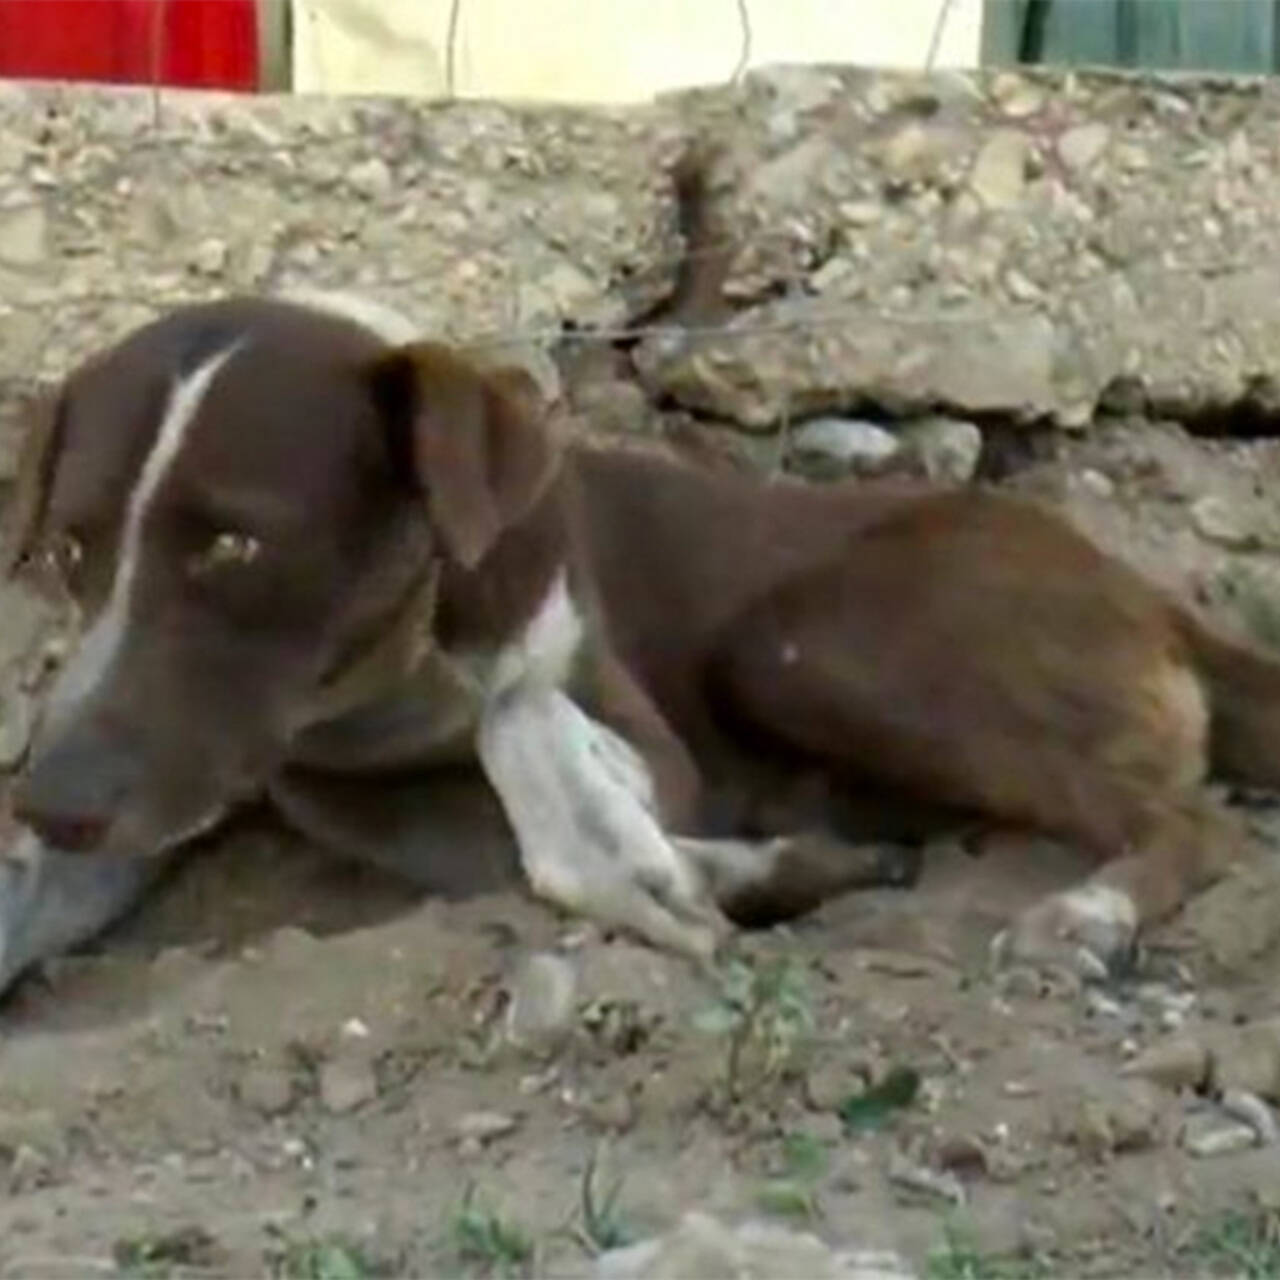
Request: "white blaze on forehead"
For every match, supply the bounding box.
[41,345,239,729]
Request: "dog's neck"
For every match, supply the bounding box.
[433,452,581,667]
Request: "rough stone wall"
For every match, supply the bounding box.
[4,63,1280,476]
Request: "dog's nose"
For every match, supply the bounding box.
[12,732,133,853]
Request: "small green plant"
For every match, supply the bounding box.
[450,1184,535,1278]
[1181,1207,1280,1279]
[577,1146,635,1253]
[838,1065,921,1133]
[755,1130,830,1221]
[113,1226,223,1278]
[926,1222,1049,1280]
[267,1232,374,1280]
[694,953,816,1101]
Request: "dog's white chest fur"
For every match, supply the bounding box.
[473,571,721,957]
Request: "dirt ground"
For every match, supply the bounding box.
[2,417,1280,1280]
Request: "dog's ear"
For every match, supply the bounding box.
[1,384,65,577]
[365,343,559,571]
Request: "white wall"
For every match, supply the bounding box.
[291,0,985,102]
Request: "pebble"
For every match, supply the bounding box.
[899,417,983,484]
[0,203,48,266]
[239,1064,296,1116]
[1219,1089,1278,1145]
[1182,1113,1258,1158]
[6,1143,49,1193]
[791,417,901,476]
[839,200,882,227]
[804,1060,865,1113]
[1055,1079,1162,1157]
[1191,495,1259,549]
[1077,468,1115,499]
[969,130,1030,209]
[887,1151,966,1206]
[318,1054,378,1115]
[190,237,229,276]
[348,156,392,199]
[454,1110,519,1145]
[505,951,579,1048]
[1057,123,1110,172]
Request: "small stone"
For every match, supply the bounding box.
[882,123,933,178]
[899,417,983,484]
[791,418,900,477]
[1086,990,1126,1020]
[1057,124,1110,173]
[970,131,1029,209]
[1114,143,1149,172]
[991,73,1044,117]
[839,201,882,228]
[1078,468,1115,499]
[7,1143,50,1193]
[804,1060,865,1112]
[1225,131,1252,169]
[1219,1089,1279,1145]
[505,951,578,1048]
[0,204,48,266]
[318,1054,378,1114]
[802,1111,845,1145]
[532,261,596,319]
[810,256,858,294]
[1191,495,1258,549]
[887,1151,966,1205]
[190,237,229,276]
[1004,269,1040,303]
[1055,1079,1162,1157]
[1182,1113,1257,1158]
[455,1110,519,1145]
[348,157,393,199]
[239,1064,296,1116]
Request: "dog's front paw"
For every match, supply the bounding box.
[527,843,732,963]
[991,883,1138,981]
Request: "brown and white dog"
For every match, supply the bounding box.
[2,291,1278,994]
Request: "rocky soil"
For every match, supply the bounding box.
[2,64,1280,1278]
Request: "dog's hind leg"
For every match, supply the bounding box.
[709,535,1246,977]
[0,829,169,998]
[674,830,924,928]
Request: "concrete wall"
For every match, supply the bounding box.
[289,0,986,101]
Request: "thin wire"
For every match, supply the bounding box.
[925,0,957,71]
[730,0,753,85]
[445,0,463,99]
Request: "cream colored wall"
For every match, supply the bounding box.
[290,0,985,102]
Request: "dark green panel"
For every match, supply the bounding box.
[983,0,1280,72]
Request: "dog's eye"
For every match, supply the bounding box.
[187,530,262,578]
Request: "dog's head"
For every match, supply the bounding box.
[3,296,559,857]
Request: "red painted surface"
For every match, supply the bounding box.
[0,0,260,92]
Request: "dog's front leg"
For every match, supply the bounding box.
[476,684,730,960]
[0,829,168,997]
